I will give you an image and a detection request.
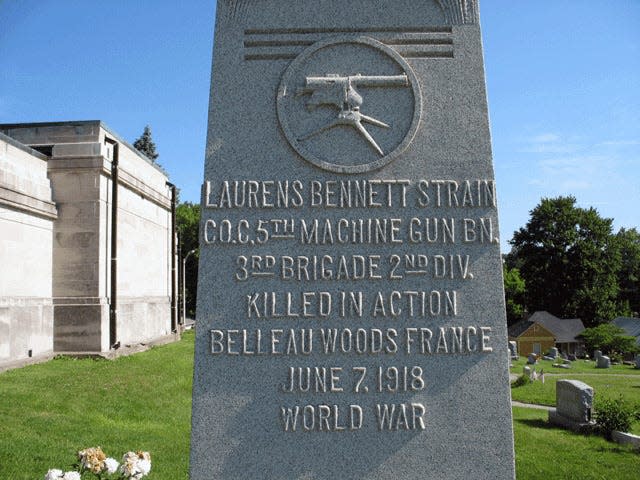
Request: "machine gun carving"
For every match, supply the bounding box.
[296,74,409,156]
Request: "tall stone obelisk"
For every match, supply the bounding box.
[191,1,516,478]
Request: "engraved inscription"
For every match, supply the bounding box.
[203,176,500,433]
[210,326,494,356]
[204,179,495,209]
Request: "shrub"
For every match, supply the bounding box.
[595,396,638,439]
[511,374,532,388]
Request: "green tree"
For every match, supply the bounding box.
[508,196,622,326]
[579,323,638,357]
[615,227,640,316]
[176,201,200,318]
[503,265,526,325]
[133,125,159,161]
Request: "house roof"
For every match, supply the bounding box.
[528,311,585,343]
[508,320,535,338]
[508,318,556,340]
[612,317,640,345]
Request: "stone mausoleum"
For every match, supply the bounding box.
[0,121,178,370]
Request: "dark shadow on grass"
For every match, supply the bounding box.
[515,418,552,429]
[596,446,635,454]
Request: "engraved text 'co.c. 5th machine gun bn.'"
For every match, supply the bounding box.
[296,73,409,156]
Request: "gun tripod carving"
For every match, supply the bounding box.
[297,74,409,156]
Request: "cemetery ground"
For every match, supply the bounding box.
[510,356,640,435]
[0,333,638,480]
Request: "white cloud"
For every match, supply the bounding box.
[597,140,640,147]
[519,132,583,154]
[559,179,591,190]
[531,133,560,143]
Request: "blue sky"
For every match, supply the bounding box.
[1,0,638,252]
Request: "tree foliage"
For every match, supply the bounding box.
[503,264,526,325]
[615,227,640,316]
[579,323,638,357]
[133,125,159,161]
[507,196,624,326]
[176,202,200,318]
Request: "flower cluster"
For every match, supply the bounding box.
[44,448,151,479]
[78,447,108,474]
[44,470,80,480]
[119,451,152,479]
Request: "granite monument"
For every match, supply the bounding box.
[548,379,595,432]
[191,1,515,478]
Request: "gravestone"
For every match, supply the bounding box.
[549,379,595,432]
[527,353,538,364]
[191,1,516,479]
[542,347,558,361]
[508,340,518,360]
[596,354,611,369]
[635,354,640,369]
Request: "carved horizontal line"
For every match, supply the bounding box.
[383,38,453,46]
[399,50,454,58]
[244,53,298,61]
[245,36,453,49]
[244,38,454,61]
[244,49,454,61]
[245,26,453,35]
[244,39,316,48]
[245,53,453,61]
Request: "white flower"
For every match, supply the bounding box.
[62,472,81,480]
[44,469,63,480]
[104,457,119,474]
[137,458,152,476]
[119,452,139,477]
[119,451,152,478]
[77,446,106,473]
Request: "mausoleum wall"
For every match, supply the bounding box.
[98,125,174,347]
[0,121,175,356]
[0,133,57,368]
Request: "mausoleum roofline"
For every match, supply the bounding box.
[0,120,168,177]
[0,131,48,161]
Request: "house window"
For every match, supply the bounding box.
[533,343,541,354]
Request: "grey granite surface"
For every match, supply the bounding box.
[555,379,593,423]
[191,1,515,478]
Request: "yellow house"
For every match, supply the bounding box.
[508,319,556,357]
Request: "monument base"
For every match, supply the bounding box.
[548,410,596,433]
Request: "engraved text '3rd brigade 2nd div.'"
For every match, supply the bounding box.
[277,36,422,174]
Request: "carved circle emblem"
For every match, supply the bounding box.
[277,36,422,174]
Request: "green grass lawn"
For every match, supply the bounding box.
[511,374,640,407]
[0,332,194,479]
[510,356,640,376]
[510,355,640,436]
[513,407,640,479]
[1,333,638,479]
